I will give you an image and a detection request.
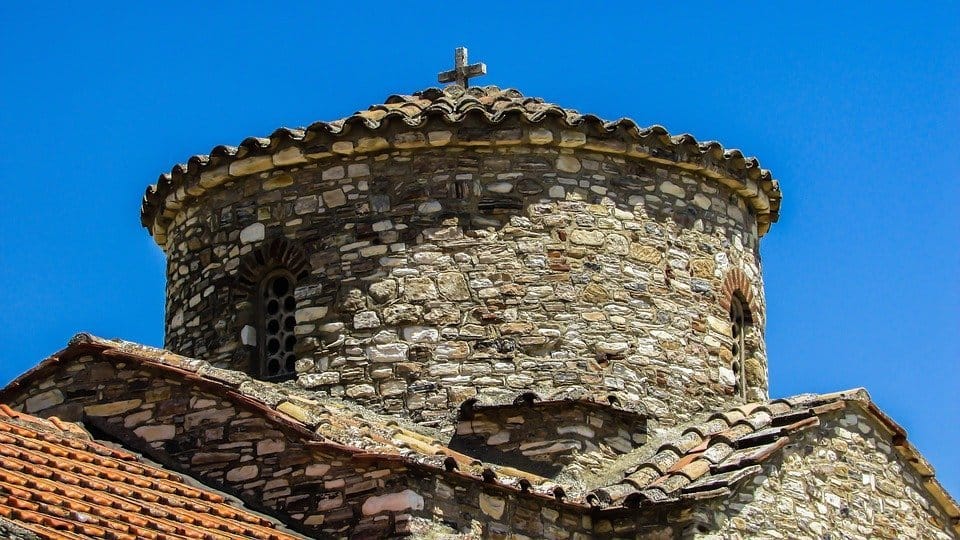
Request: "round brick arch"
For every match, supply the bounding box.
[236,237,311,296]
[719,268,760,323]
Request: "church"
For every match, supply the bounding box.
[0,49,955,539]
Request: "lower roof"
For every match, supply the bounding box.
[0,404,303,540]
[2,334,957,536]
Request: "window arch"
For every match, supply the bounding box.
[258,269,298,380]
[235,237,310,380]
[729,292,751,399]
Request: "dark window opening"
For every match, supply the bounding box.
[730,293,749,398]
[259,270,297,380]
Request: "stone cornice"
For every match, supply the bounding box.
[141,86,782,246]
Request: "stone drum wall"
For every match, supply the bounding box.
[158,118,770,429]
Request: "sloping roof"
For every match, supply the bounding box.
[141,85,781,241]
[0,404,302,540]
[4,335,956,534]
[1,334,578,503]
[586,388,960,534]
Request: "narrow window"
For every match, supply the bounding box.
[259,270,297,380]
[729,294,749,398]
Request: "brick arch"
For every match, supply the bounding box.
[236,237,311,295]
[719,267,760,322]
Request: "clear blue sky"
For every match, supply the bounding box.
[1,3,957,495]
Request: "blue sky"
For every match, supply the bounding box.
[1,3,957,495]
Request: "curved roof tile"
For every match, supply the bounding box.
[0,405,302,540]
[141,85,781,241]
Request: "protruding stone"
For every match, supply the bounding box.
[273,146,307,166]
[486,182,514,194]
[629,245,662,264]
[369,280,398,303]
[437,272,470,301]
[367,343,409,363]
[559,130,587,147]
[331,141,354,154]
[239,223,265,244]
[226,464,259,482]
[528,128,554,144]
[570,230,605,246]
[305,463,331,476]
[256,439,285,455]
[428,131,453,146]
[356,137,389,153]
[404,278,438,301]
[24,390,64,413]
[361,490,424,516]
[557,155,582,173]
[263,173,294,190]
[134,424,175,442]
[297,307,328,322]
[322,166,345,181]
[240,325,257,346]
[354,311,381,329]
[84,400,142,417]
[345,384,376,398]
[418,200,442,214]
[661,181,686,198]
[299,372,341,387]
[693,193,712,209]
[229,155,273,177]
[322,189,347,208]
[479,493,506,519]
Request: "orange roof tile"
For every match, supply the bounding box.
[0,406,302,540]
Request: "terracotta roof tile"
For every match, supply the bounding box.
[0,407,301,540]
[4,335,957,531]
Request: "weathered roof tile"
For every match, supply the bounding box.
[0,406,301,540]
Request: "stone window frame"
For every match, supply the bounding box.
[236,237,311,381]
[719,268,760,398]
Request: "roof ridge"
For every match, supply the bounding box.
[585,387,959,531]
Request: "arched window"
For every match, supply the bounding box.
[259,270,297,380]
[729,293,750,398]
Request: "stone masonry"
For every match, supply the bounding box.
[695,410,956,539]
[145,86,776,432]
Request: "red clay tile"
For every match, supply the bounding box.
[0,411,301,540]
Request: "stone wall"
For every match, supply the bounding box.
[6,353,413,537]
[693,409,958,539]
[161,125,768,428]
[450,400,647,478]
[3,350,675,539]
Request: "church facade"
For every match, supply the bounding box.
[1,52,956,538]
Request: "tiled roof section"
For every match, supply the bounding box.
[1,334,578,503]
[141,85,781,239]
[0,404,302,540]
[586,389,960,533]
[8,335,955,529]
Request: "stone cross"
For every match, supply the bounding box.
[437,47,487,88]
